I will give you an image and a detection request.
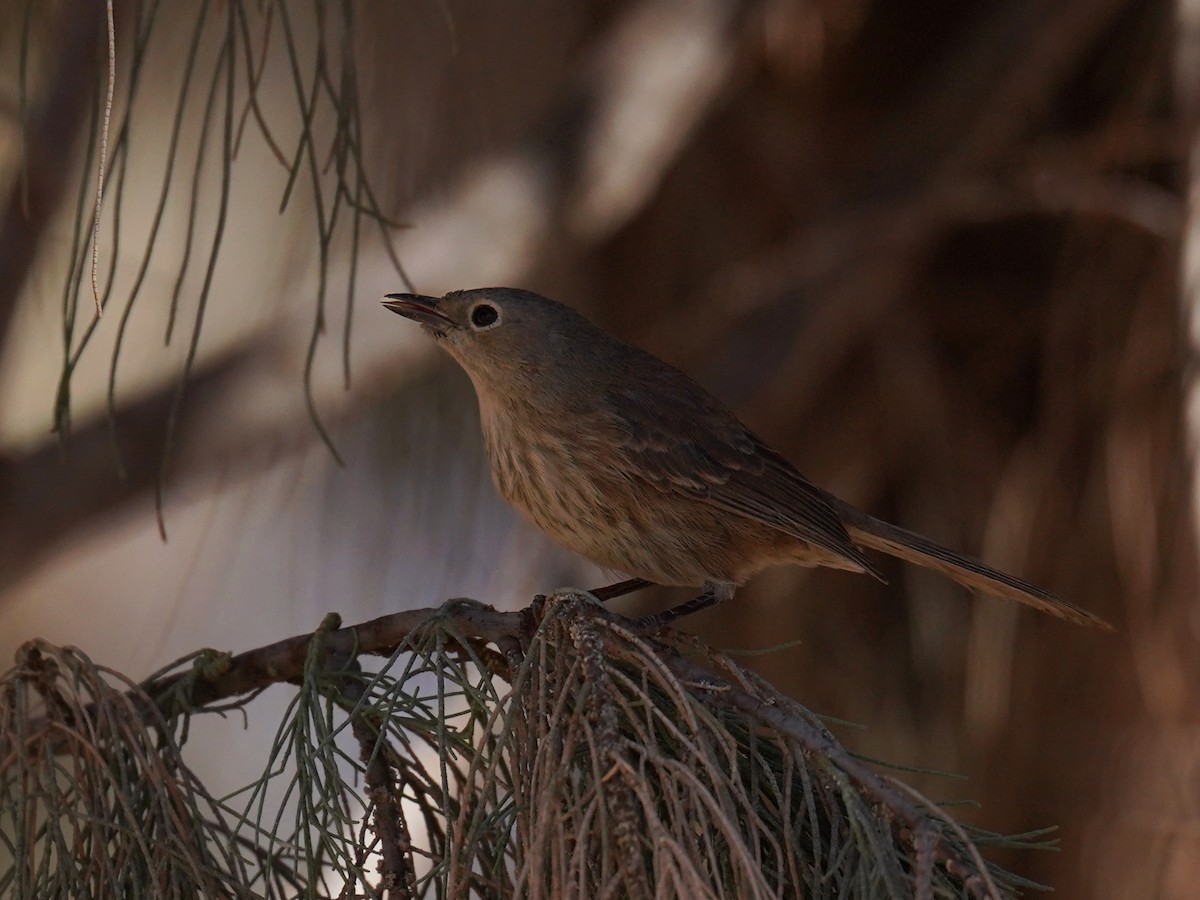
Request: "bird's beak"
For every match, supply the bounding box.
[382,293,455,333]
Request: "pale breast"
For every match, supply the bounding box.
[477,400,799,586]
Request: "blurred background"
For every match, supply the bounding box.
[0,0,1195,896]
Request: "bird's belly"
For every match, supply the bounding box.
[484,426,786,586]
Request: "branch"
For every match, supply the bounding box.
[142,600,522,711]
[339,658,417,899]
[5,592,1047,898]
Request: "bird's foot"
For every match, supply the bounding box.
[588,578,653,602]
[626,581,732,632]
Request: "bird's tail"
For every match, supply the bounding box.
[837,503,1113,630]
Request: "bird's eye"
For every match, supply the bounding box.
[469,303,500,329]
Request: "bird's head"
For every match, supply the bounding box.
[382,287,604,394]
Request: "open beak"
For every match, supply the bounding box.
[382,293,455,332]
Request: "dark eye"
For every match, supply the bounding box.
[470,304,499,328]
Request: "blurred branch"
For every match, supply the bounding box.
[663,0,1156,428]
[4,591,1052,898]
[349,0,753,326]
[564,0,748,238]
[0,349,254,590]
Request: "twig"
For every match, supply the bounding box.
[568,597,651,900]
[143,600,522,711]
[91,0,116,317]
[338,660,417,900]
[0,5,102,353]
[661,648,1005,899]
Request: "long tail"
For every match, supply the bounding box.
[837,503,1113,630]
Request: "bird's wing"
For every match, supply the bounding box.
[603,382,881,576]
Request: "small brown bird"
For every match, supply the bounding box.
[383,288,1110,630]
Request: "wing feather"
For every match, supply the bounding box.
[603,383,881,576]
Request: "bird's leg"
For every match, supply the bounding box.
[588,578,653,602]
[629,581,736,631]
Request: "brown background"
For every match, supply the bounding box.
[0,1,1194,896]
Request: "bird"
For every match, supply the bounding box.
[382,287,1111,631]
